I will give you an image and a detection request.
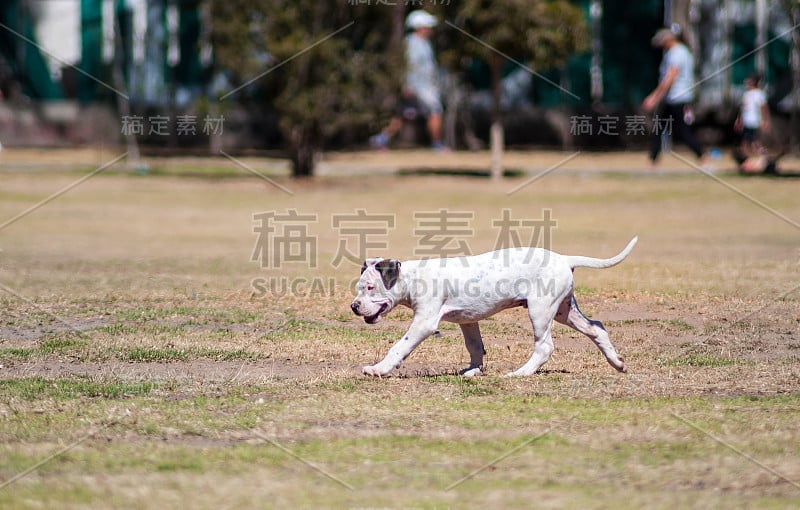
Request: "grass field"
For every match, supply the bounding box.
[1,154,799,508]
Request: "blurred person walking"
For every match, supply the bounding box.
[735,73,770,157]
[370,10,446,151]
[642,28,704,168]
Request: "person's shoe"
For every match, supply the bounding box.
[699,155,717,174]
[431,141,449,152]
[370,133,389,150]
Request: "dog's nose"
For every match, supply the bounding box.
[350,302,359,314]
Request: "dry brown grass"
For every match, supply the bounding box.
[1,164,799,508]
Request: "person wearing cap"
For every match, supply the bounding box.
[642,28,705,167]
[370,10,446,151]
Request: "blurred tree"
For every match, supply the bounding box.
[210,1,403,176]
[781,0,800,154]
[439,0,588,177]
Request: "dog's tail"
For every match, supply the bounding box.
[566,236,638,270]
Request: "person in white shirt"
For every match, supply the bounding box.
[642,28,704,167]
[370,10,446,151]
[735,74,770,157]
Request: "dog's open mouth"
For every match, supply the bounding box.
[364,303,388,324]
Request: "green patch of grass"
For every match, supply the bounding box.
[39,337,85,354]
[144,163,289,179]
[278,317,326,331]
[0,377,156,400]
[114,306,261,325]
[388,310,415,321]
[423,375,467,385]
[0,336,86,361]
[99,323,139,335]
[121,346,260,362]
[0,433,795,509]
[318,379,365,392]
[657,319,696,331]
[460,384,495,397]
[0,347,35,358]
[262,318,378,344]
[0,379,798,508]
[156,459,205,472]
[422,375,497,397]
[124,347,190,362]
[666,354,740,367]
[573,285,600,296]
[330,311,357,322]
[612,440,697,466]
[608,318,695,332]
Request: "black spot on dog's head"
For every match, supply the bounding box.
[361,257,384,275]
[375,259,401,290]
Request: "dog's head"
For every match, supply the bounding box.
[350,257,401,324]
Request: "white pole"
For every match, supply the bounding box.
[590,0,603,103]
[102,0,115,64]
[755,0,767,79]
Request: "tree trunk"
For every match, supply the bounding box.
[291,144,315,177]
[112,11,140,166]
[389,1,405,49]
[489,55,504,180]
[289,126,316,177]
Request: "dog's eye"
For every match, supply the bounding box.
[366,284,375,291]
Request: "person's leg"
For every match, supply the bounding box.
[370,116,403,149]
[383,117,403,138]
[427,112,442,146]
[747,128,763,155]
[672,103,703,159]
[648,131,662,163]
[648,103,669,163]
[741,139,755,158]
[415,87,446,150]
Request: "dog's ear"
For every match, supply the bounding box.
[375,259,401,290]
[361,261,368,274]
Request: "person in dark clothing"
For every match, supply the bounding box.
[642,28,705,167]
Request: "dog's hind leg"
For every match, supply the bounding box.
[555,295,626,372]
[459,322,485,377]
[506,301,558,377]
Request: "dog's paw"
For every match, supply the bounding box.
[504,368,535,377]
[362,365,385,377]
[460,367,483,377]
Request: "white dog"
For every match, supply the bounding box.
[351,237,637,377]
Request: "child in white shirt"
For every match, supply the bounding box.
[735,74,770,157]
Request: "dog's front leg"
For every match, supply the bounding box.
[363,316,439,377]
